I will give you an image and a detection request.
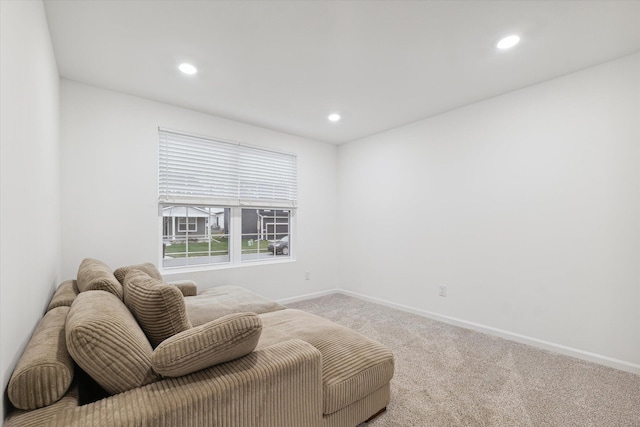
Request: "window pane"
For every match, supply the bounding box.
[162,206,230,268]
[241,208,290,262]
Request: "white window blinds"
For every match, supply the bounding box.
[158,129,297,207]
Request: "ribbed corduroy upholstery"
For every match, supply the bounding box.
[185,285,285,326]
[123,270,193,347]
[5,340,323,427]
[5,385,80,427]
[153,312,262,377]
[47,280,79,312]
[168,279,198,296]
[7,306,74,410]
[114,262,198,296]
[322,383,390,427]
[258,309,395,414]
[113,262,162,285]
[7,271,394,427]
[76,258,123,299]
[66,291,159,394]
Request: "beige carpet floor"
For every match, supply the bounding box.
[287,293,640,427]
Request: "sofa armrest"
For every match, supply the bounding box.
[5,385,80,427]
[5,340,323,427]
[167,279,198,296]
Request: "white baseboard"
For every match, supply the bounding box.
[320,289,640,375]
[276,288,340,305]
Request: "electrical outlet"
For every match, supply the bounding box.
[305,271,310,281]
[438,285,447,297]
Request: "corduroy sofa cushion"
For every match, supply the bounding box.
[113,262,162,285]
[185,285,286,326]
[66,291,159,395]
[258,308,395,415]
[7,306,74,410]
[152,312,262,377]
[76,258,123,299]
[46,280,79,312]
[123,270,192,347]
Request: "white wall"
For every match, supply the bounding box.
[338,53,640,371]
[0,0,61,417]
[60,80,338,300]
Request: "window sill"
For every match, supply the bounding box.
[160,257,296,278]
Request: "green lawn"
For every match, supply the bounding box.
[164,238,272,258]
[164,239,228,258]
[241,237,272,253]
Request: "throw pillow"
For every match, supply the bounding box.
[152,312,262,377]
[123,270,192,347]
[76,258,123,300]
[8,306,74,410]
[66,291,159,395]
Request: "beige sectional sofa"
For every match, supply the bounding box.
[4,259,394,426]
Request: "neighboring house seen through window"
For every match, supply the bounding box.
[158,129,297,269]
[163,206,230,267]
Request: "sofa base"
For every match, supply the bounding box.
[365,407,387,423]
[322,383,390,427]
[6,340,324,427]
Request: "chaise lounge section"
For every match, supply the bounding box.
[4,259,394,426]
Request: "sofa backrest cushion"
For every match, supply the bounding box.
[47,280,79,312]
[152,312,262,377]
[113,262,162,285]
[123,270,192,347]
[8,306,74,410]
[66,291,159,395]
[76,258,123,300]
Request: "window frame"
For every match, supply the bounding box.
[157,128,297,272]
[160,205,296,272]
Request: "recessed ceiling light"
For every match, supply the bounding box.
[328,113,341,122]
[496,35,520,50]
[179,63,197,75]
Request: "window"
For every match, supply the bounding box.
[162,206,230,268]
[177,217,197,233]
[241,208,291,261]
[158,129,297,269]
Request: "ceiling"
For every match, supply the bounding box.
[43,1,640,144]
